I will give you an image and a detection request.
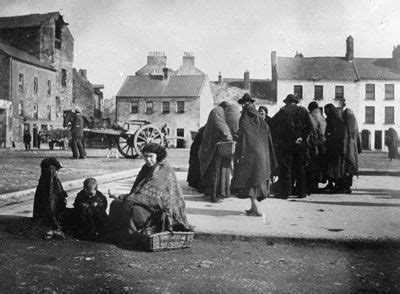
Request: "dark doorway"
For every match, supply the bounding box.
[176,128,185,148]
[361,129,370,150]
[374,130,382,150]
[0,109,6,147]
[32,125,38,148]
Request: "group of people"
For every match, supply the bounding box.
[15,143,192,241]
[23,130,42,150]
[189,93,363,216]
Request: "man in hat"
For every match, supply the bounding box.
[70,106,86,159]
[271,94,313,199]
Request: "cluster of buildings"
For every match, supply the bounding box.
[0,12,104,148]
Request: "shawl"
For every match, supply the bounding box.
[325,107,345,160]
[187,126,205,188]
[342,108,360,175]
[310,111,326,145]
[386,128,399,159]
[33,158,68,230]
[231,104,277,189]
[198,106,233,178]
[123,161,191,232]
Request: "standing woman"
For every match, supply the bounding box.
[385,127,399,160]
[231,94,277,216]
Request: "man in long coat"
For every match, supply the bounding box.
[70,107,86,159]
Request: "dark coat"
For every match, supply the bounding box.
[71,114,84,138]
[342,108,360,176]
[187,126,205,189]
[73,189,108,212]
[23,132,32,143]
[385,128,399,159]
[231,104,277,189]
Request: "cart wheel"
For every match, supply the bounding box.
[133,124,164,156]
[117,134,138,158]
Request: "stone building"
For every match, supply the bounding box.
[116,52,213,147]
[73,68,104,119]
[103,97,116,123]
[0,12,73,148]
[272,36,400,151]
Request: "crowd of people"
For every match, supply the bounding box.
[189,93,367,216]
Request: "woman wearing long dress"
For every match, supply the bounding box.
[385,127,399,160]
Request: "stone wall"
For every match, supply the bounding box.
[0,51,10,101]
[73,69,95,118]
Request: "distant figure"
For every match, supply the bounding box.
[258,106,272,126]
[161,124,169,148]
[385,127,399,160]
[62,137,69,150]
[36,131,42,149]
[106,135,119,159]
[23,130,32,151]
[70,107,86,159]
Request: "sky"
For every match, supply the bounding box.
[1,0,400,99]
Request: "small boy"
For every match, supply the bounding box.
[73,178,108,239]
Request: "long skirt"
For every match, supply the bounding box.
[232,180,271,202]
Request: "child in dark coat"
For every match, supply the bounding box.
[73,178,108,239]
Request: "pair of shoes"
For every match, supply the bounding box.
[245,210,262,217]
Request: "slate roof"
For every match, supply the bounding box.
[0,41,55,70]
[353,58,400,80]
[116,75,206,98]
[276,56,358,81]
[220,78,273,100]
[0,12,61,29]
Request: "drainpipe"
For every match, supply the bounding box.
[8,57,13,148]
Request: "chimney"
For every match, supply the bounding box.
[182,52,195,68]
[346,36,354,61]
[147,51,167,67]
[162,67,169,80]
[244,70,250,90]
[295,51,304,58]
[79,69,87,79]
[218,72,222,85]
[392,45,400,71]
[271,51,277,68]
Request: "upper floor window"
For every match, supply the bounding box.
[33,77,38,94]
[162,101,170,114]
[177,101,185,113]
[335,86,344,99]
[365,106,375,124]
[47,80,51,96]
[385,84,394,100]
[314,85,323,100]
[18,73,24,91]
[18,101,23,116]
[145,101,154,114]
[33,104,38,119]
[55,19,62,49]
[293,85,303,99]
[365,84,375,100]
[130,101,138,114]
[385,106,395,124]
[61,69,67,87]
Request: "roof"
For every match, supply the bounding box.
[218,78,273,100]
[353,58,400,80]
[277,56,358,81]
[0,41,55,70]
[0,12,61,29]
[116,75,206,98]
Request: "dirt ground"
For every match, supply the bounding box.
[0,225,398,293]
[0,148,189,194]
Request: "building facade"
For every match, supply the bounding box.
[272,36,400,151]
[0,12,73,148]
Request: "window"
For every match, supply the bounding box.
[145,101,153,114]
[385,106,395,124]
[55,19,62,49]
[177,101,185,113]
[33,104,38,119]
[365,106,375,124]
[47,105,51,120]
[162,101,170,114]
[18,73,24,91]
[55,97,61,113]
[335,86,344,99]
[130,101,138,114]
[314,85,323,100]
[61,69,67,87]
[365,84,375,100]
[294,85,303,99]
[385,84,394,100]
[18,101,23,116]
[47,80,51,96]
[33,77,38,94]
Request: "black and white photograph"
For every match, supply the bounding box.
[0,0,399,292]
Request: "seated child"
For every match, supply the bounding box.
[73,178,108,239]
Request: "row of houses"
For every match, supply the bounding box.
[0,12,104,148]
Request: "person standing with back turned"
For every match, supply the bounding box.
[70,107,86,159]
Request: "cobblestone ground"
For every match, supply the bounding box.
[0,228,398,293]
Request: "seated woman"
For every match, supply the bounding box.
[109,143,192,236]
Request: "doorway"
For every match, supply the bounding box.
[374,130,382,150]
[33,124,38,147]
[0,109,6,147]
[361,129,370,150]
[176,128,185,148]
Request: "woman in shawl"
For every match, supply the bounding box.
[198,102,240,202]
[187,126,205,190]
[109,143,192,236]
[258,106,272,127]
[231,94,277,216]
[33,157,69,239]
[385,127,399,160]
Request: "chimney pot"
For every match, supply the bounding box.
[346,35,354,61]
[218,72,222,85]
[244,70,250,90]
[163,67,169,80]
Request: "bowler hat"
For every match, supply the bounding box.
[238,93,255,104]
[283,94,299,104]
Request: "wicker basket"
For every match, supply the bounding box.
[216,141,236,157]
[135,231,194,252]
